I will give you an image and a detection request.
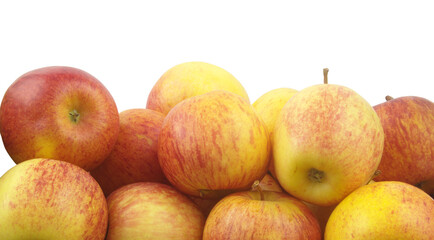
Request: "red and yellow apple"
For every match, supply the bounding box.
[91,108,167,196]
[106,182,205,240]
[252,87,298,177]
[146,61,250,115]
[0,66,119,171]
[190,173,282,217]
[273,70,384,206]
[373,95,434,185]
[203,189,321,239]
[158,90,270,199]
[325,181,434,239]
[0,158,108,240]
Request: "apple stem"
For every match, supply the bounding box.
[69,109,80,123]
[323,68,329,84]
[368,169,381,183]
[251,180,264,201]
[385,95,394,101]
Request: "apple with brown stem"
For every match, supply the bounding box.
[273,68,384,206]
[203,180,321,239]
[373,95,433,185]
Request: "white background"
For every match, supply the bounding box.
[0,0,433,176]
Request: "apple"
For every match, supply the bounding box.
[0,66,119,171]
[190,173,282,217]
[0,158,108,240]
[325,181,434,239]
[252,87,298,177]
[417,179,434,198]
[256,172,284,192]
[303,202,336,236]
[91,108,167,196]
[373,95,434,185]
[203,186,321,239]
[158,90,270,199]
[273,69,384,206]
[146,61,250,115]
[106,182,205,240]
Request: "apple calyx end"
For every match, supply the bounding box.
[308,168,325,183]
[69,109,80,124]
[251,180,265,201]
[385,95,394,101]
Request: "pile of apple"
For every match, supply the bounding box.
[0,63,432,239]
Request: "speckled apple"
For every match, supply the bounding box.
[373,96,434,185]
[203,190,321,240]
[0,158,108,240]
[273,81,384,206]
[325,181,434,239]
[106,182,205,240]
[146,61,250,115]
[158,90,270,199]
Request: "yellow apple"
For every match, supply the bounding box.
[252,88,298,177]
[252,88,299,134]
[325,181,434,239]
[273,69,384,206]
[0,158,108,239]
[147,61,249,115]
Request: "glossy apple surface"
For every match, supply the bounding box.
[252,87,298,177]
[203,190,321,240]
[106,182,205,240]
[158,90,270,199]
[373,96,434,185]
[0,158,108,240]
[147,61,250,115]
[325,181,434,239]
[91,108,167,196]
[273,83,384,206]
[0,66,119,170]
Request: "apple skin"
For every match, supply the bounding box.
[0,158,108,240]
[252,88,298,177]
[203,190,321,240]
[106,182,205,240]
[190,173,282,217]
[325,181,434,239]
[146,61,250,115]
[91,108,167,196]
[0,66,119,171]
[417,179,434,198]
[158,90,270,199]
[252,88,299,134]
[273,84,384,206]
[373,96,434,185]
